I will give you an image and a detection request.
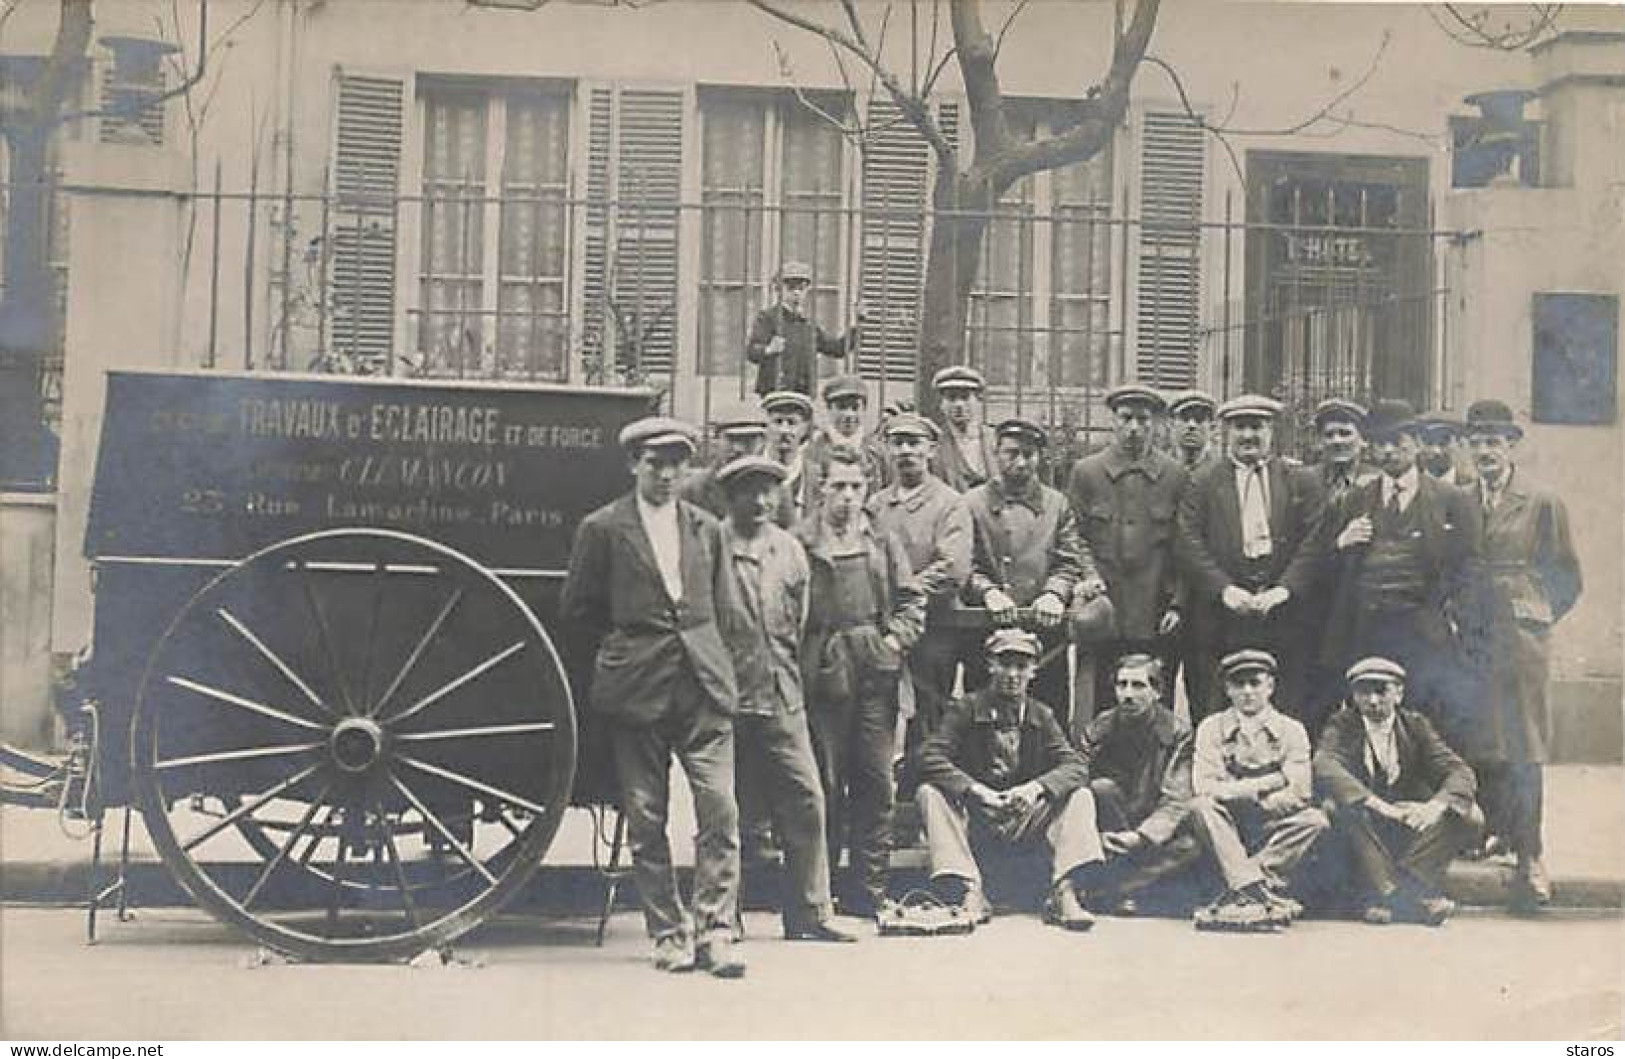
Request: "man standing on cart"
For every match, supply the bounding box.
[562,416,749,978]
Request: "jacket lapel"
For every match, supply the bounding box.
[1267,459,1290,536]
[1216,463,1243,555]
[613,495,668,599]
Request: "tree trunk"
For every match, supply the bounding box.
[915,169,994,417]
[0,127,59,487]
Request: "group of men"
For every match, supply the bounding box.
[560,336,1583,977]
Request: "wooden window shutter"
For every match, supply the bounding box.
[1134,109,1205,388]
[582,86,684,379]
[330,71,404,369]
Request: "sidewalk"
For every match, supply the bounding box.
[3,765,1622,911]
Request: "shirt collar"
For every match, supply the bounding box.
[636,493,678,523]
[1384,466,1420,495]
[988,475,1045,513]
[1231,455,1272,476]
[1104,445,1164,481]
[970,690,1034,727]
[1361,712,1398,741]
[1218,705,1284,739]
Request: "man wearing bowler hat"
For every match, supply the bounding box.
[1188,649,1328,931]
[931,365,1000,493]
[1318,398,1482,735]
[1314,656,1482,926]
[1461,398,1582,910]
[1176,394,1327,721]
[679,406,770,519]
[1167,389,1218,473]
[1066,383,1189,728]
[561,416,748,977]
[745,260,862,397]
[715,455,856,943]
[964,417,1103,731]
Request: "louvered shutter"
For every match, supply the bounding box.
[582,87,683,379]
[330,72,404,370]
[1135,110,1205,388]
[98,60,165,145]
[856,98,957,383]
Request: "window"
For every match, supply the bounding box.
[697,89,849,378]
[1136,109,1205,389]
[416,80,571,379]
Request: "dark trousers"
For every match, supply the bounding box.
[610,667,740,943]
[1089,777,1201,895]
[1329,801,1483,900]
[1477,761,1545,858]
[898,626,962,803]
[809,671,898,903]
[733,709,834,929]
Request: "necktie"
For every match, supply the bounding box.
[1385,479,1403,519]
[1241,466,1273,559]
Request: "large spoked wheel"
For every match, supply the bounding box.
[130,528,576,962]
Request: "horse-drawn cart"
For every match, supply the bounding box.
[41,369,654,961]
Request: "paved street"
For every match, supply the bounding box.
[2,905,1619,1040]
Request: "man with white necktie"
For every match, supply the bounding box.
[1175,395,1327,722]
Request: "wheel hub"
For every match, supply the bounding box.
[330,717,385,773]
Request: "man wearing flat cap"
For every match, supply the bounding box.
[1066,383,1190,727]
[1460,398,1582,909]
[1318,398,1482,736]
[1167,390,1218,473]
[1188,649,1328,930]
[1176,394,1327,721]
[867,412,973,745]
[931,365,1000,493]
[762,390,817,527]
[715,456,855,944]
[561,416,749,977]
[916,628,1104,931]
[745,261,862,397]
[1311,398,1379,508]
[964,417,1103,730]
[679,407,770,519]
[805,374,889,495]
[1314,657,1481,926]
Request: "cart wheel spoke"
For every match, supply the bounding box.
[215,606,335,720]
[156,741,323,771]
[387,771,498,886]
[165,676,325,732]
[368,587,464,719]
[374,797,423,931]
[381,641,527,728]
[179,762,323,853]
[355,567,389,712]
[295,563,358,714]
[393,721,555,744]
[243,786,331,910]
[396,754,549,818]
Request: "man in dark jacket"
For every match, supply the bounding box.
[1314,656,1482,925]
[679,406,769,519]
[1176,395,1327,721]
[1078,654,1200,913]
[745,261,861,397]
[560,416,747,977]
[916,628,1103,931]
[931,365,1000,493]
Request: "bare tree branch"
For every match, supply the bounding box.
[949,0,1013,162]
[990,0,1032,63]
[1433,3,1563,50]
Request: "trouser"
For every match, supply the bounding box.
[897,627,963,802]
[1330,801,1484,900]
[732,709,834,929]
[1186,794,1328,893]
[609,667,740,943]
[735,740,777,858]
[808,671,898,903]
[1477,761,1545,858]
[1088,777,1201,894]
[917,782,1104,890]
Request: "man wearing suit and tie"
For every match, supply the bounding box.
[1315,656,1482,926]
[561,416,748,978]
[1175,394,1327,721]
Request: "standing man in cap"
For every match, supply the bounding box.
[799,444,926,917]
[915,628,1103,931]
[745,261,861,397]
[1416,413,1476,486]
[762,390,817,527]
[931,366,1000,493]
[1167,390,1218,472]
[1077,654,1201,914]
[715,455,856,943]
[1176,394,1327,721]
[964,417,1103,731]
[1314,656,1482,926]
[1318,398,1482,735]
[561,416,748,977]
[1066,383,1190,727]
[867,412,973,742]
[1187,649,1328,930]
[1462,398,1582,909]
[1311,397,1378,508]
[679,406,770,519]
[806,374,889,494]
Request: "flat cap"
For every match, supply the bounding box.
[711,405,769,437]
[1312,397,1368,428]
[716,454,787,487]
[995,417,1048,448]
[1167,390,1218,418]
[1464,398,1524,439]
[1365,398,1419,440]
[932,365,987,393]
[778,260,813,284]
[1106,383,1167,413]
[1346,656,1407,685]
[761,390,814,418]
[619,415,698,454]
[1414,412,1464,439]
[984,627,1041,659]
[882,396,917,417]
[822,374,869,404]
[1220,648,1277,678]
[883,412,939,440]
[1217,394,1285,422]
